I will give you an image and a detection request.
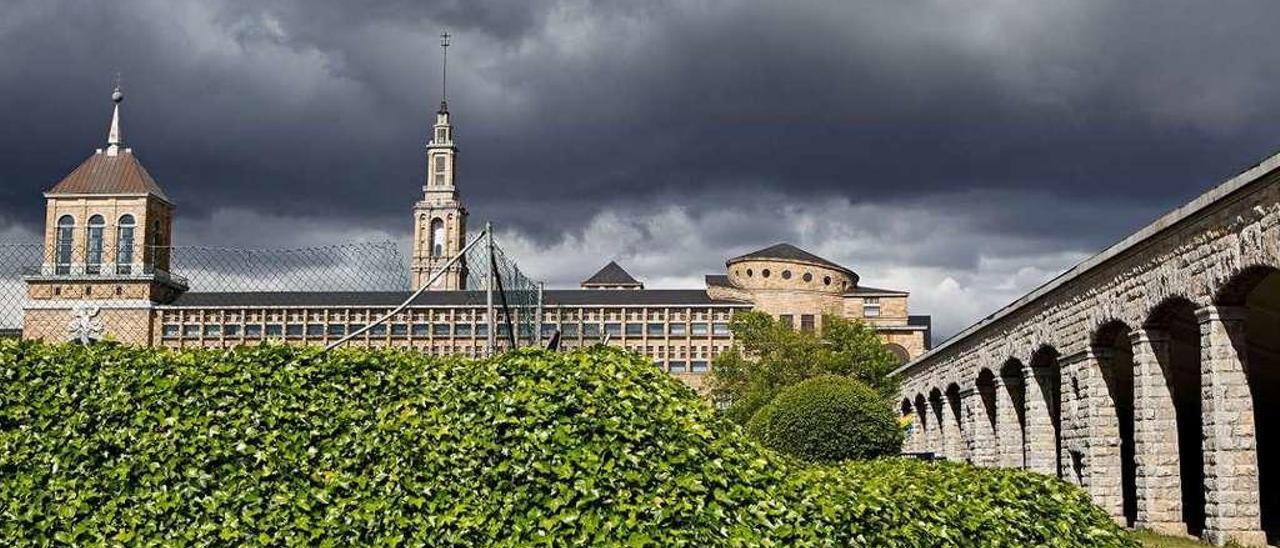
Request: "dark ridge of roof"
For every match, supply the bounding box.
[581,261,641,286]
[727,243,853,275]
[47,150,169,201]
[166,289,749,308]
[704,274,732,288]
[845,285,908,296]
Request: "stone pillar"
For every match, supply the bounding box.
[1131,328,1186,535]
[1083,347,1126,523]
[1059,351,1087,487]
[1197,305,1265,546]
[994,374,1025,468]
[959,387,982,465]
[1024,364,1058,476]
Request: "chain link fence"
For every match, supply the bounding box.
[1,232,542,355]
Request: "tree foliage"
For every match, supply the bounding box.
[0,340,1132,546]
[747,375,904,463]
[707,311,901,423]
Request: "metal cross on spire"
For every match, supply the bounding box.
[439,30,451,112]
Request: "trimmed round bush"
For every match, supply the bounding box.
[749,374,903,462]
[0,341,1133,546]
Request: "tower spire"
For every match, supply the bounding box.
[439,30,451,113]
[106,76,124,156]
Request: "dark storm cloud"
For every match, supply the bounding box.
[3,0,1279,238]
[3,0,1280,339]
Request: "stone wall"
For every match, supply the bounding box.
[896,153,1280,546]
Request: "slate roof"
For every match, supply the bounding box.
[166,289,748,308]
[704,274,732,288]
[581,261,642,287]
[727,243,854,276]
[845,285,908,296]
[47,150,170,202]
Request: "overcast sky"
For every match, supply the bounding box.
[3,0,1280,341]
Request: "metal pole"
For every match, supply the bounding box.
[485,221,495,357]
[323,229,485,352]
[536,281,544,348]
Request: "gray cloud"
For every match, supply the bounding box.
[2,0,1279,340]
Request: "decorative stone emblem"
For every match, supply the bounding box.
[67,305,104,344]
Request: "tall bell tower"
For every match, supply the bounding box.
[411,31,468,289]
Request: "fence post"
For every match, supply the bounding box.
[485,222,495,357]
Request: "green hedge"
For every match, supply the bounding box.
[0,341,1133,546]
[748,375,903,463]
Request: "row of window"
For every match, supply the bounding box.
[161,321,734,340]
[160,307,739,326]
[741,267,842,289]
[54,214,138,275]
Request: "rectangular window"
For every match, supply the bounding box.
[541,324,557,337]
[800,315,815,332]
[369,324,387,336]
[347,324,364,335]
[433,324,451,336]
[582,323,600,338]
[863,297,881,318]
[202,324,221,337]
[412,324,430,337]
[266,324,283,338]
[454,324,473,337]
[646,323,665,337]
[669,323,686,336]
[779,314,794,329]
[307,324,324,337]
[391,324,409,337]
[712,322,730,336]
[562,324,579,337]
[285,324,302,337]
[691,361,709,373]
[327,324,345,337]
[476,324,490,337]
[244,325,263,338]
[183,324,200,337]
[604,323,622,337]
[669,361,688,373]
[625,323,643,337]
[690,323,709,336]
[162,325,179,338]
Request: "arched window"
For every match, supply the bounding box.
[55,215,74,275]
[116,214,136,274]
[429,218,446,257]
[885,343,910,365]
[86,214,105,274]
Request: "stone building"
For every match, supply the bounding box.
[895,147,1280,545]
[20,84,930,390]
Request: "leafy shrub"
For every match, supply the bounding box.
[0,340,1133,546]
[749,375,903,463]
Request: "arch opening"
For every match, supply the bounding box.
[913,393,930,455]
[929,388,948,459]
[946,383,965,462]
[1029,346,1062,478]
[1221,266,1280,544]
[1095,320,1138,527]
[999,359,1027,469]
[1146,297,1205,536]
[976,368,999,467]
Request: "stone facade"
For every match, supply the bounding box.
[896,151,1280,546]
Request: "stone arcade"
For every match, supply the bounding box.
[896,151,1280,545]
